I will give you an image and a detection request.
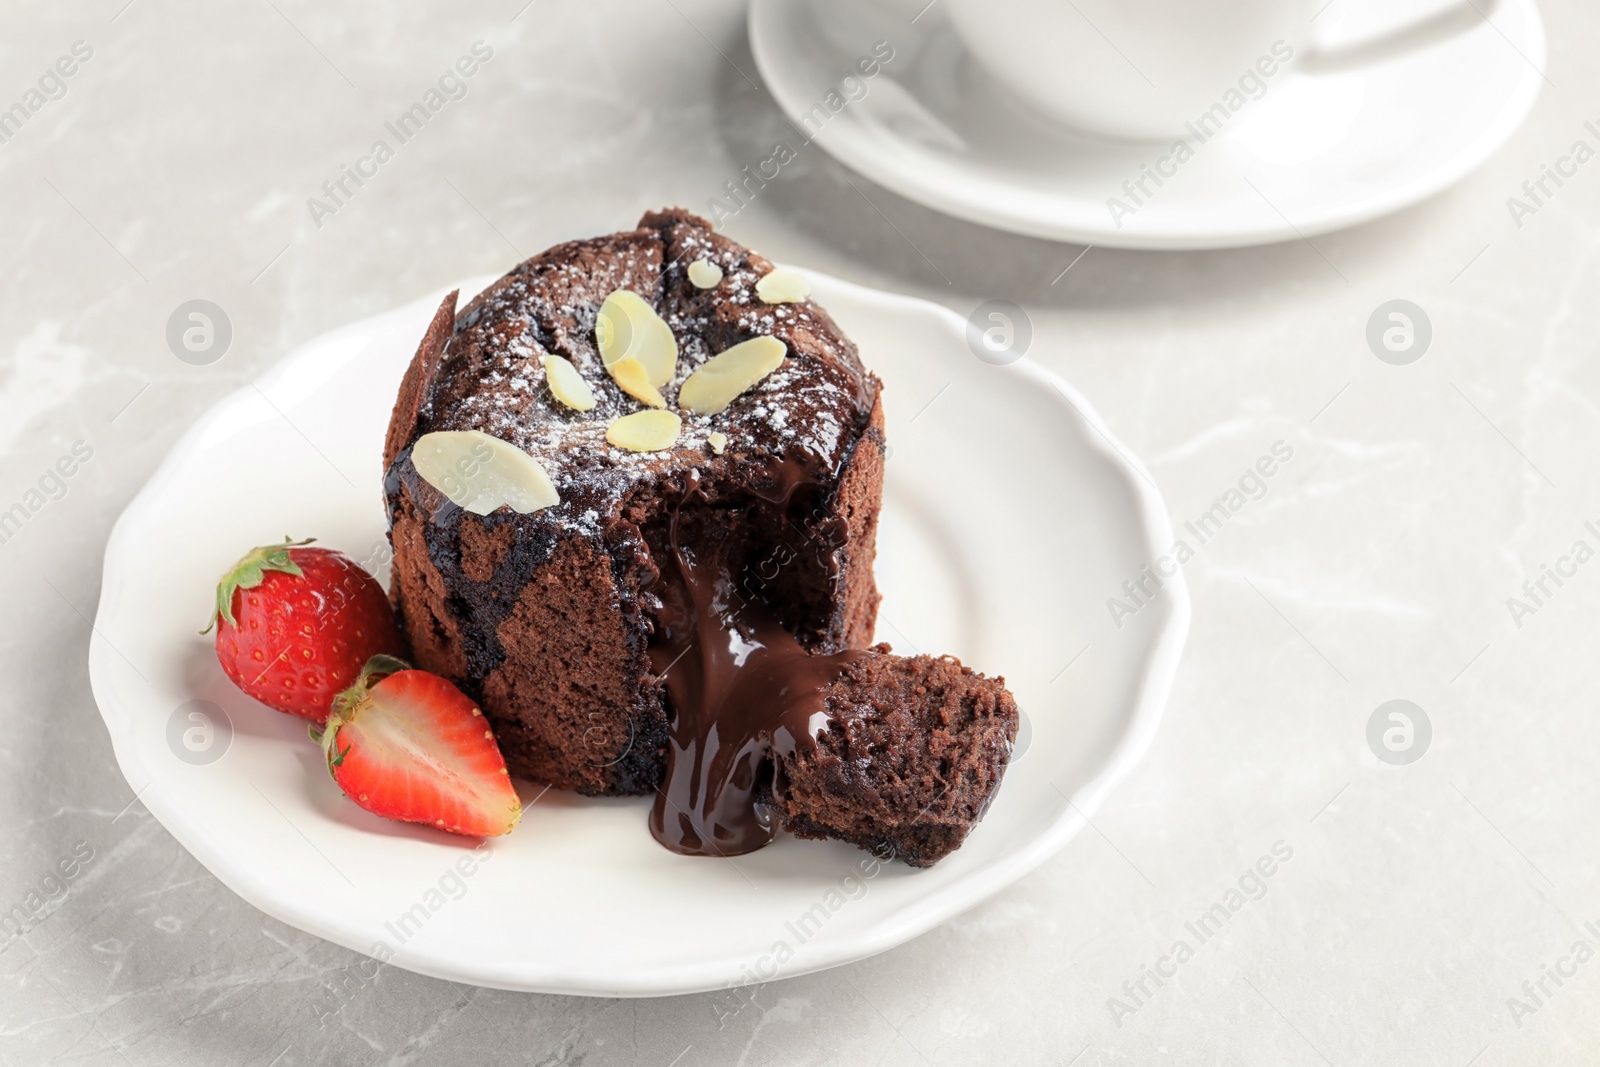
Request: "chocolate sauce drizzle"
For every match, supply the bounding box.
[647,466,864,857]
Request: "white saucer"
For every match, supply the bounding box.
[88,271,1188,996]
[748,0,1545,249]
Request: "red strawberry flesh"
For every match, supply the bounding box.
[322,660,521,838]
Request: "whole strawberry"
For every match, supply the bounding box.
[315,656,521,837]
[209,538,405,724]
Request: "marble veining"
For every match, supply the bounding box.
[2,0,1599,1064]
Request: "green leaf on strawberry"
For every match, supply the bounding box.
[205,536,313,631]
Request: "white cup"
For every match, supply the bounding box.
[942,0,1503,141]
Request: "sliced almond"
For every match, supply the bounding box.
[755,268,810,304]
[607,410,682,452]
[541,355,596,412]
[708,431,728,455]
[687,259,723,289]
[411,430,560,515]
[596,289,677,387]
[607,355,666,408]
[678,336,787,415]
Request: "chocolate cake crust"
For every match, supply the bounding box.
[384,209,1018,865]
[385,209,884,796]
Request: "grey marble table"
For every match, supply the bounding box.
[4,1,1599,1064]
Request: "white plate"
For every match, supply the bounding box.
[88,271,1188,996]
[749,0,1544,249]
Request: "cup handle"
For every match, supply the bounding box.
[1299,0,1502,73]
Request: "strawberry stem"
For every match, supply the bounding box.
[204,536,315,633]
[318,654,411,771]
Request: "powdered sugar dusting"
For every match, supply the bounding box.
[409,212,876,536]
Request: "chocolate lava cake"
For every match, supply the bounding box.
[382,208,1016,865]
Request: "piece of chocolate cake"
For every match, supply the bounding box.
[382,208,1016,865]
[771,648,1018,867]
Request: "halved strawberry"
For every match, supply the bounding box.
[314,656,521,838]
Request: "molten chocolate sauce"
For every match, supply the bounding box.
[647,467,864,857]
